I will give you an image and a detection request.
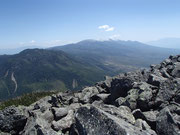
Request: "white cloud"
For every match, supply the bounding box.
[98,25,114,32]
[106,27,114,31]
[109,34,121,40]
[98,25,109,29]
[30,40,36,44]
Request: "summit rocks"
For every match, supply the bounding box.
[0,55,180,135]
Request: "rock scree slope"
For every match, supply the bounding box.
[0,54,180,135]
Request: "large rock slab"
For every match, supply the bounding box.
[20,117,58,135]
[96,104,135,124]
[74,105,156,135]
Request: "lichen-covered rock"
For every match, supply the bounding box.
[90,93,110,103]
[133,109,158,131]
[52,110,74,131]
[114,97,126,107]
[78,87,99,104]
[52,107,68,121]
[171,62,180,78]
[0,132,11,135]
[0,106,27,135]
[20,117,58,135]
[135,119,151,130]
[97,104,135,124]
[156,107,180,135]
[74,105,156,135]
[124,89,139,110]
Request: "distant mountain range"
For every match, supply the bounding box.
[0,49,107,100]
[147,37,180,49]
[0,39,179,101]
[50,39,179,71]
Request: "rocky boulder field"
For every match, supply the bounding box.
[0,55,180,135]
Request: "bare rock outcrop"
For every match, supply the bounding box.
[0,54,180,135]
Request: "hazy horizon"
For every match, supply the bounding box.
[1,38,180,50]
[0,0,180,49]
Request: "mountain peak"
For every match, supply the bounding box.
[77,39,98,44]
[0,49,106,100]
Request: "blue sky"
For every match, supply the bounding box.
[0,0,180,48]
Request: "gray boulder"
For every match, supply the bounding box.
[132,109,146,120]
[52,107,68,121]
[135,119,151,130]
[109,78,134,101]
[0,106,27,135]
[148,74,167,87]
[20,117,58,135]
[156,107,180,135]
[115,82,156,111]
[28,96,53,113]
[52,110,74,131]
[90,93,110,103]
[20,106,55,135]
[171,62,180,78]
[155,80,177,107]
[97,104,135,124]
[143,110,158,131]
[79,87,99,104]
[124,89,138,110]
[133,109,158,130]
[40,109,54,123]
[0,132,11,135]
[135,82,154,111]
[74,105,156,135]
[115,97,126,107]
